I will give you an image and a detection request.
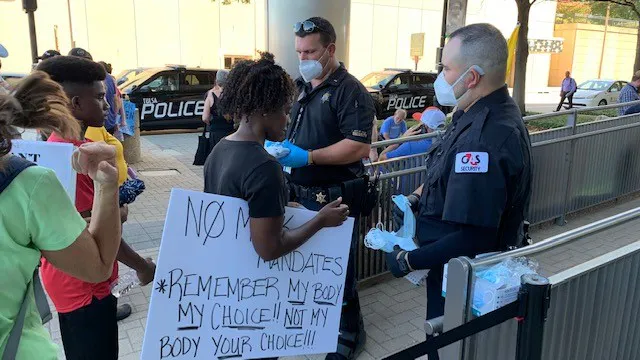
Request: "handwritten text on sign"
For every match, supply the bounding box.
[142,189,354,359]
[10,140,76,203]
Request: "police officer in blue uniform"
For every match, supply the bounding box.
[384,23,533,359]
[268,17,375,360]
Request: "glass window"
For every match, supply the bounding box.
[360,72,396,89]
[224,55,252,69]
[388,74,411,90]
[412,74,436,89]
[183,71,214,92]
[140,73,178,92]
[609,82,622,92]
[577,80,612,91]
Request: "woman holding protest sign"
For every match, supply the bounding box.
[204,52,349,263]
[0,71,122,360]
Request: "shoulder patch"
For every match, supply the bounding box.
[455,152,489,173]
[352,130,368,138]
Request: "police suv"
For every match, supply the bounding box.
[361,68,437,119]
[119,65,218,130]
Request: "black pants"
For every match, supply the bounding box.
[425,266,446,360]
[299,197,362,335]
[557,91,573,111]
[58,295,118,360]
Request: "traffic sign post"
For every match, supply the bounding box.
[410,33,425,72]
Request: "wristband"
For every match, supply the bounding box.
[308,150,314,165]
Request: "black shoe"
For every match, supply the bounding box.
[116,304,132,321]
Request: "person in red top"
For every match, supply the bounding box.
[37,56,155,360]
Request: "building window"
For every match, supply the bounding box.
[224,55,252,69]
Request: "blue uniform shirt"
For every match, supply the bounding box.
[386,138,433,159]
[380,116,407,139]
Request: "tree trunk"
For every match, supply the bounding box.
[513,0,531,115]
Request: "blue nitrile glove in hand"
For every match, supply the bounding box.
[264,140,291,159]
[386,248,412,278]
[392,193,420,232]
[278,140,309,168]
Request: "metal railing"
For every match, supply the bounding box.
[354,100,640,282]
[437,207,640,359]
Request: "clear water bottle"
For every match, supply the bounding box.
[110,270,140,298]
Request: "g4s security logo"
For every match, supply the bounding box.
[455,152,489,173]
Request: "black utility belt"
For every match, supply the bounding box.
[290,175,378,217]
[291,183,350,205]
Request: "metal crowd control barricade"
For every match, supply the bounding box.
[433,207,640,360]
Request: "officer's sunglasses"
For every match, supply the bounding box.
[294,20,323,34]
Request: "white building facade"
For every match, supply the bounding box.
[0,0,557,89]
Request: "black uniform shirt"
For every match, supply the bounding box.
[416,86,532,246]
[287,64,375,187]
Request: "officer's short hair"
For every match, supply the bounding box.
[296,17,337,47]
[216,69,229,87]
[449,23,508,85]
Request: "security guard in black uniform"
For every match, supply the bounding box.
[384,24,533,360]
[267,17,375,360]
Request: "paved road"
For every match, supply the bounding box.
[42,132,640,360]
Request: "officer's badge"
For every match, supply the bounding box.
[316,192,327,204]
[321,92,331,103]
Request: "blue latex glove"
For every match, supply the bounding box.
[278,140,309,168]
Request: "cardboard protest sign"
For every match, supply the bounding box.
[142,189,354,359]
[10,140,76,203]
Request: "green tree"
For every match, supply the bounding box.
[590,0,640,73]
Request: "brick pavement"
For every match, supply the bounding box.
[43,132,640,359]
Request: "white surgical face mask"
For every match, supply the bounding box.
[434,66,483,106]
[299,47,330,83]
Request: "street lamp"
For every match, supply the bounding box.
[23,0,39,65]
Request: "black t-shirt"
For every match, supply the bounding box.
[203,139,287,218]
[287,64,375,187]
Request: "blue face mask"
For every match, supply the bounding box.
[392,195,416,240]
[364,226,417,253]
[364,195,418,253]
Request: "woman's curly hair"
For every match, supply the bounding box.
[0,71,80,159]
[219,52,295,123]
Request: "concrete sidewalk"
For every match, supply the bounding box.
[43,132,640,359]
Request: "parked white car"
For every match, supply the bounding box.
[571,79,628,107]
